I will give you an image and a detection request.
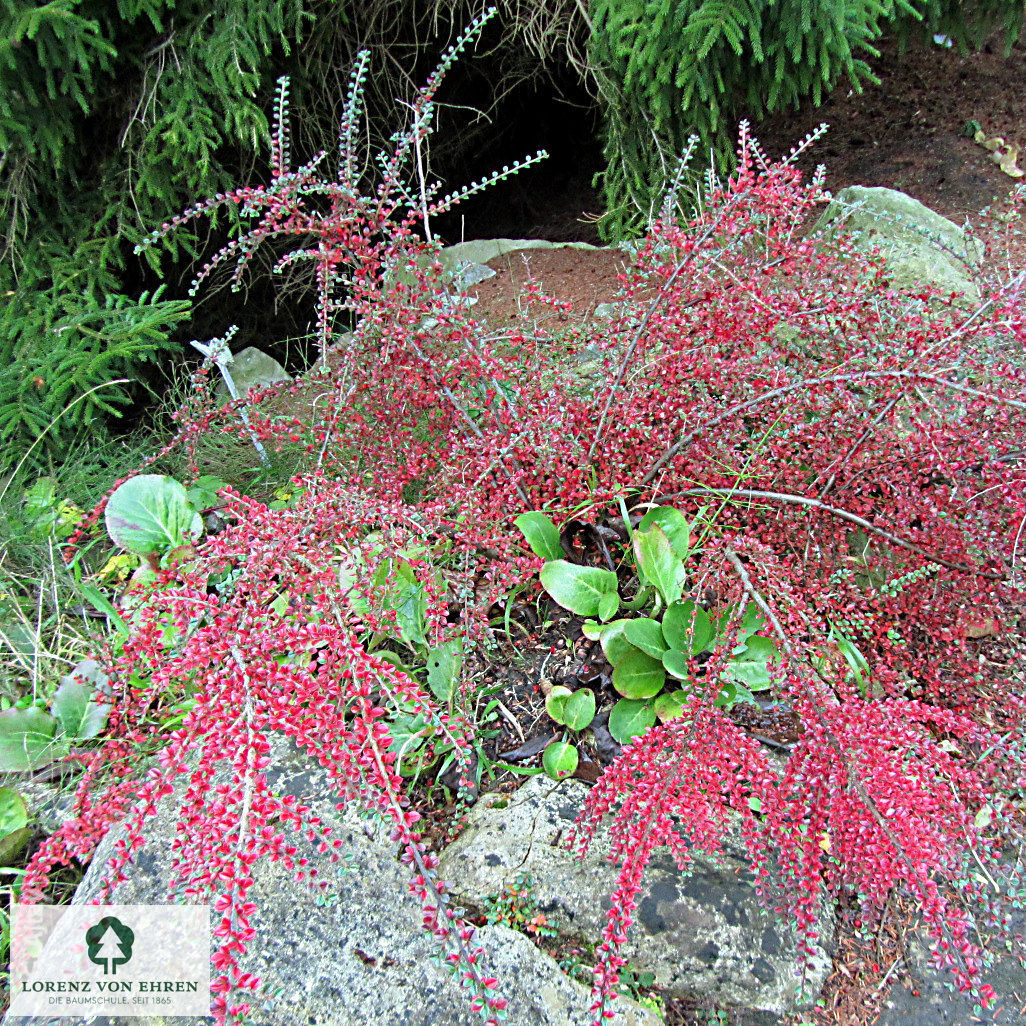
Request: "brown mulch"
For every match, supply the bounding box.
[467,245,629,328]
[755,33,1026,224]
[456,32,1026,332]
[801,899,915,1026]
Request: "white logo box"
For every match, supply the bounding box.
[10,904,210,1017]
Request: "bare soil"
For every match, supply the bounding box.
[461,33,1026,329]
[468,245,629,327]
[755,33,1026,223]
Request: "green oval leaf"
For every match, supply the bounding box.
[562,689,596,732]
[539,560,619,617]
[608,699,656,744]
[597,590,620,623]
[623,617,668,658]
[663,600,713,655]
[545,685,573,723]
[632,524,685,606]
[426,641,462,703]
[599,620,635,666]
[612,649,666,699]
[714,680,756,709]
[638,506,691,557]
[0,707,60,772]
[0,826,32,865]
[717,602,767,649]
[543,741,579,780]
[0,786,28,836]
[725,635,780,692]
[662,649,691,679]
[52,658,110,740]
[653,689,688,722]
[105,475,203,555]
[514,511,563,561]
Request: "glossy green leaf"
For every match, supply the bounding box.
[52,658,110,740]
[514,511,563,561]
[599,621,635,666]
[562,689,597,731]
[632,524,685,605]
[714,680,756,709]
[661,649,690,680]
[741,603,766,637]
[623,617,667,658]
[545,685,573,722]
[0,787,27,836]
[543,741,579,780]
[715,602,767,649]
[105,475,203,555]
[539,560,619,617]
[608,699,656,744]
[662,600,713,654]
[612,648,665,699]
[388,560,429,649]
[0,707,59,772]
[426,641,462,703]
[653,689,688,722]
[638,506,691,557]
[726,635,780,691]
[597,590,620,623]
[0,826,32,865]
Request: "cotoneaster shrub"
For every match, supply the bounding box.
[21,29,1026,1026]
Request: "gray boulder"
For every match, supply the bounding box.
[876,901,1026,1026]
[214,346,290,402]
[18,743,657,1026]
[816,186,982,301]
[439,776,832,1016]
[455,261,497,287]
[437,239,599,272]
[14,778,76,835]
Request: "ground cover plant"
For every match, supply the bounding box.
[11,15,1026,1026]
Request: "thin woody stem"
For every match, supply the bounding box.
[640,369,1026,487]
[664,486,1003,580]
[587,192,746,461]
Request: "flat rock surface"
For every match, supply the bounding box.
[7,743,658,1026]
[438,776,832,1016]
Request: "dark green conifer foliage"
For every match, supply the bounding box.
[0,0,583,467]
[590,0,1025,240]
[0,0,308,464]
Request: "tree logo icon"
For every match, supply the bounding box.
[85,916,135,975]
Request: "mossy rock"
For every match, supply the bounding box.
[816,186,982,303]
